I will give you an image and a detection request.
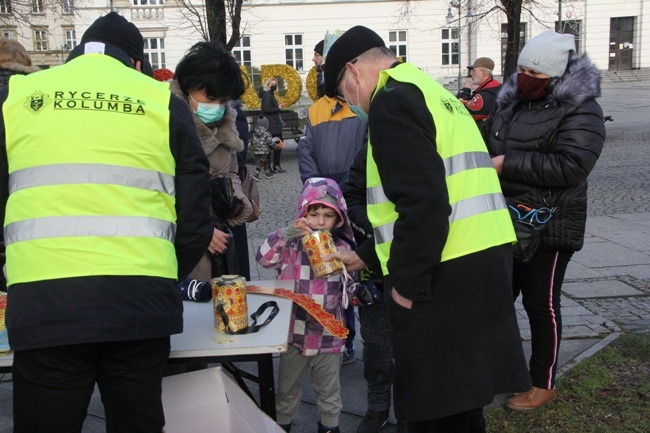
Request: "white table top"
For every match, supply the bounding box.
[0,280,294,368]
[170,280,293,359]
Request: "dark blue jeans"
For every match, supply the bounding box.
[358,302,394,412]
[13,337,170,433]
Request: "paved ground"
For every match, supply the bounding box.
[1,80,649,432]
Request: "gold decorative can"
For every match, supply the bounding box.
[212,275,248,333]
[302,229,344,279]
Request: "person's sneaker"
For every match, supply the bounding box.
[317,422,340,433]
[252,173,261,182]
[356,410,389,433]
[506,386,557,412]
[265,172,275,179]
[342,346,355,365]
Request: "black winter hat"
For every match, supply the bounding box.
[81,12,144,62]
[323,26,385,97]
[314,40,324,56]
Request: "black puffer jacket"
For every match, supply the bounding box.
[484,55,606,251]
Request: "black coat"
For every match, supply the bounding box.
[359,68,530,422]
[0,62,40,88]
[260,89,283,136]
[484,55,606,251]
[0,46,214,350]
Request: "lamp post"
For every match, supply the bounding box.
[446,1,462,93]
[59,44,69,64]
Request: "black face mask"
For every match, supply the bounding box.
[270,85,277,92]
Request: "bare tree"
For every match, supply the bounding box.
[174,0,243,50]
[0,0,86,31]
[501,0,523,80]
[173,0,210,41]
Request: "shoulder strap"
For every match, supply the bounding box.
[217,300,280,335]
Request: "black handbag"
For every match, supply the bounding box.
[210,177,243,221]
[508,199,556,264]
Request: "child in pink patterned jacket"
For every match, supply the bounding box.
[256,177,355,433]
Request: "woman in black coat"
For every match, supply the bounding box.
[484,31,606,412]
[259,77,286,172]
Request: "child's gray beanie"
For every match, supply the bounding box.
[517,31,576,78]
[256,116,269,129]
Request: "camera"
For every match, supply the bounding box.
[353,280,383,306]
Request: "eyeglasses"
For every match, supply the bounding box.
[335,58,358,96]
[509,204,555,225]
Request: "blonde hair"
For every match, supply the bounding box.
[262,77,277,91]
[0,38,33,67]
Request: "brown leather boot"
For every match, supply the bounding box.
[506,386,557,412]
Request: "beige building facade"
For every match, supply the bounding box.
[0,0,647,89]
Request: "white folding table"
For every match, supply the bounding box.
[0,280,295,419]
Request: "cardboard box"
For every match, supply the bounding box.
[162,366,285,433]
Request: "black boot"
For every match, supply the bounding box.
[273,148,285,173]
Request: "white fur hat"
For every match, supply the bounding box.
[517,31,576,78]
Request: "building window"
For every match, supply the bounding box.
[64,28,77,49]
[33,29,48,51]
[233,35,251,67]
[32,0,43,13]
[556,20,581,54]
[388,30,407,62]
[144,37,165,70]
[132,0,164,5]
[0,0,11,15]
[501,23,526,72]
[441,28,459,66]
[284,34,303,72]
[1,28,15,38]
[63,0,73,14]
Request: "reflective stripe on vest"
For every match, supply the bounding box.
[9,164,175,195]
[4,54,177,284]
[366,63,515,275]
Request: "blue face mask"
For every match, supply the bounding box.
[343,72,368,122]
[190,95,226,124]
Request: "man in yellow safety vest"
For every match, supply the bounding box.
[0,12,213,431]
[323,26,531,432]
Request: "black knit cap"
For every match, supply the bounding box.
[314,40,324,56]
[81,12,144,62]
[323,26,385,97]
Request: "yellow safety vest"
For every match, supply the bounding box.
[366,63,515,276]
[3,54,177,284]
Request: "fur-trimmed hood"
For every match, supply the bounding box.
[169,79,244,156]
[0,62,41,87]
[496,54,602,118]
[0,61,40,74]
